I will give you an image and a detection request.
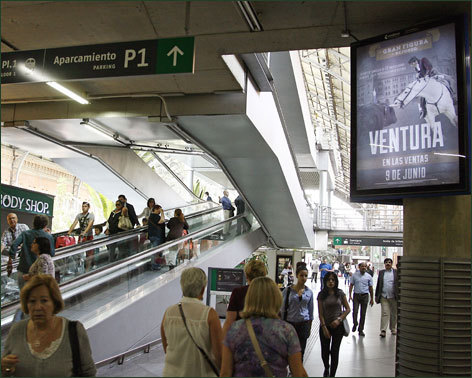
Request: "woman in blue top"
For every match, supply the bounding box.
[281,262,314,360]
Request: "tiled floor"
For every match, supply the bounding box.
[97,276,396,377]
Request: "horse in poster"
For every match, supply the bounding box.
[392,76,457,133]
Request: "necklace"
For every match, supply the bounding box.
[31,317,56,348]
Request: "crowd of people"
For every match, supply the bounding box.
[158,257,397,377]
[1,192,399,377]
[2,190,249,277]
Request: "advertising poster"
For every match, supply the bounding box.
[355,22,460,191]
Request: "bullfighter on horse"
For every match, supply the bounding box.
[408,56,455,118]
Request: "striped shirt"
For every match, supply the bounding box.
[1,223,29,252]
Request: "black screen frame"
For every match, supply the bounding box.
[350,15,470,203]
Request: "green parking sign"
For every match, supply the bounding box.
[156,37,195,74]
[333,237,343,246]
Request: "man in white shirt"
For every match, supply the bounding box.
[68,202,95,271]
[311,259,320,283]
[333,261,340,275]
[349,262,374,336]
[375,258,398,337]
[1,213,30,259]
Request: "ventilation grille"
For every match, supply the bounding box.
[396,257,471,376]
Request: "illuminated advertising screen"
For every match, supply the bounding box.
[350,16,470,202]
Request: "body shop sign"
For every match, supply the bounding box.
[0,185,54,216]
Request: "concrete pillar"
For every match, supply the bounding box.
[403,195,470,257]
[396,195,471,376]
[72,177,82,200]
[266,249,277,282]
[319,170,328,207]
[187,169,194,193]
[9,148,29,186]
[292,250,303,272]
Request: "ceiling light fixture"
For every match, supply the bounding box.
[80,118,117,142]
[46,82,89,104]
[236,1,263,32]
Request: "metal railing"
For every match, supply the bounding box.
[1,213,251,318]
[314,204,403,232]
[2,203,220,274]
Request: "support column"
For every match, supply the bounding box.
[9,148,29,186]
[319,170,328,207]
[187,169,194,193]
[72,177,82,202]
[396,195,471,377]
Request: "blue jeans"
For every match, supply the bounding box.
[149,236,164,247]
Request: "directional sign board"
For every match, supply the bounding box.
[1,37,195,84]
[333,237,403,247]
[333,237,343,246]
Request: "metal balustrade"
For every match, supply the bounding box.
[313,204,403,232]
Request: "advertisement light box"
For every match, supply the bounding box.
[350,16,470,203]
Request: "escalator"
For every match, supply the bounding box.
[1,209,267,362]
[1,201,220,310]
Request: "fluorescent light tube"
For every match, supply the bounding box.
[46,82,89,104]
[80,121,116,142]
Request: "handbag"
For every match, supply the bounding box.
[283,285,291,321]
[245,319,274,377]
[118,215,133,230]
[68,321,83,376]
[178,303,219,376]
[342,305,350,337]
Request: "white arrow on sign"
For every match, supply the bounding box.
[167,46,184,66]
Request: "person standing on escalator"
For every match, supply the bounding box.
[105,200,128,262]
[67,202,95,271]
[118,194,139,227]
[9,215,55,291]
[166,209,189,268]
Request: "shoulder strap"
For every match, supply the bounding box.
[68,320,82,377]
[283,285,291,321]
[178,303,219,376]
[245,319,274,377]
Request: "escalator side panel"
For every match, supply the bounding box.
[84,228,266,362]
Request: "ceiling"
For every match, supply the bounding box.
[2,1,470,199]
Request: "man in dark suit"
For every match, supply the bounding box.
[375,258,398,337]
[118,194,139,227]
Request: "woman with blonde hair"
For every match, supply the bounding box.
[1,274,96,376]
[161,267,222,377]
[221,276,307,377]
[222,259,267,336]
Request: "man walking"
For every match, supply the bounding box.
[349,262,374,336]
[375,258,398,337]
[319,258,332,289]
[311,258,320,283]
[1,213,29,257]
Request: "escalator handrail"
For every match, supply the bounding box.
[48,201,215,239]
[2,206,223,273]
[1,213,248,315]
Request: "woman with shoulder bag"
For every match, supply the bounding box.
[221,276,307,377]
[161,268,222,377]
[318,272,351,377]
[104,201,129,262]
[1,275,96,377]
[280,262,314,361]
[166,209,189,268]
